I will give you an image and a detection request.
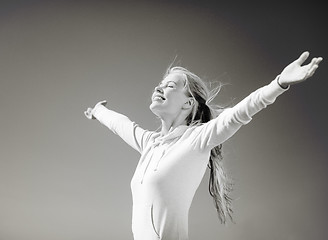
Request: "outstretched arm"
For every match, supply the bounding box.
[278,51,323,88]
[84,100,152,154]
[84,100,107,119]
[196,51,323,150]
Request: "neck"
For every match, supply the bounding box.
[160,116,187,136]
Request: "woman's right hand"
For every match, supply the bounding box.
[84,100,107,120]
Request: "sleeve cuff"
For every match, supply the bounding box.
[276,75,290,90]
[93,104,107,119]
[271,75,290,94]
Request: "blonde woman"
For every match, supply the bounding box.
[84,51,322,240]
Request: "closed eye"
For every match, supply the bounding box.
[157,81,177,89]
[166,81,177,88]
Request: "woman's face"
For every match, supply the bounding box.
[150,72,191,120]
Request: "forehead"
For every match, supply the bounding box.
[162,72,186,86]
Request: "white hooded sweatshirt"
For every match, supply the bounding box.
[93,78,288,240]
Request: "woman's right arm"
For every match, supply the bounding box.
[84,100,152,153]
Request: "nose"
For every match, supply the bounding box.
[155,85,164,94]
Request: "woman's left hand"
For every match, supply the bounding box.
[278,51,323,88]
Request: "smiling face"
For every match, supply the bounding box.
[150,72,193,122]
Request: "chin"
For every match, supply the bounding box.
[150,103,159,115]
[149,102,157,112]
[149,104,165,119]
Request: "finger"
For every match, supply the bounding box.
[307,57,322,76]
[307,64,319,78]
[303,63,319,80]
[84,111,91,119]
[84,108,93,119]
[295,51,310,65]
[306,57,317,69]
[315,57,323,65]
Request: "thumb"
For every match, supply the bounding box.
[295,51,310,65]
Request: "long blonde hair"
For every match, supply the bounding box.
[164,66,234,224]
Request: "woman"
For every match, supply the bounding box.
[84,51,322,240]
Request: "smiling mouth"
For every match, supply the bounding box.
[153,95,166,101]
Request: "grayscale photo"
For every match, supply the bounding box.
[0,1,327,240]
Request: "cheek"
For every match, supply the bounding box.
[167,89,187,100]
[166,92,185,105]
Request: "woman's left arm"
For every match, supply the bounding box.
[195,51,323,150]
[277,51,323,89]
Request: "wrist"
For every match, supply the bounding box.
[92,100,107,118]
[277,76,289,89]
[92,104,106,119]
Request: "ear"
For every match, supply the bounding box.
[182,97,194,110]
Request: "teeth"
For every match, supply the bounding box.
[154,96,164,101]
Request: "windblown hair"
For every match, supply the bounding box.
[164,66,234,224]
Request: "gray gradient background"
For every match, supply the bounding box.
[1,0,327,239]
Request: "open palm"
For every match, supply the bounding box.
[279,51,323,87]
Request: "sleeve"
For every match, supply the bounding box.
[93,104,152,154]
[193,76,289,150]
